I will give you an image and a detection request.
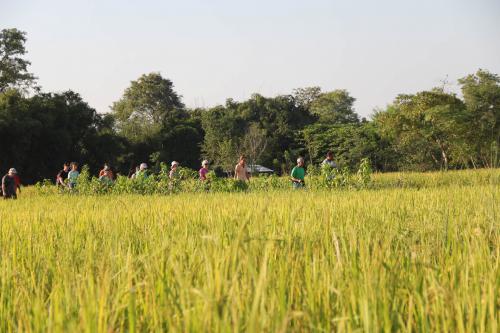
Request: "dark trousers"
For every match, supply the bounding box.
[3,192,17,199]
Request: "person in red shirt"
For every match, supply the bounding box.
[13,172,21,194]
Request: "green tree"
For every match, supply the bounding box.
[292,86,322,109]
[201,102,246,170]
[374,90,468,170]
[302,122,397,171]
[458,69,500,168]
[201,94,313,171]
[111,72,185,142]
[0,28,37,93]
[310,89,359,124]
[241,123,268,170]
[0,90,116,182]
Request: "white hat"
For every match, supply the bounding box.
[8,168,17,174]
[202,160,209,166]
[140,163,148,170]
[171,161,179,167]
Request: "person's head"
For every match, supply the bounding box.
[297,157,305,167]
[202,160,209,169]
[171,161,179,169]
[104,165,110,171]
[326,150,333,160]
[139,163,148,171]
[70,162,78,171]
[238,155,246,166]
[63,163,69,171]
[8,168,17,176]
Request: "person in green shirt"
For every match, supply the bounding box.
[290,157,306,189]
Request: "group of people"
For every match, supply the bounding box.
[291,150,337,188]
[2,150,338,198]
[56,162,82,189]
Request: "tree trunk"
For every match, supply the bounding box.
[437,140,448,170]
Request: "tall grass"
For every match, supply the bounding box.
[0,170,498,332]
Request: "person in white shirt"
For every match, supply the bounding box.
[322,151,337,169]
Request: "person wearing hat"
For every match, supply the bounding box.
[2,168,20,199]
[135,163,149,178]
[169,161,179,180]
[199,160,209,181]
[290,157,306,189]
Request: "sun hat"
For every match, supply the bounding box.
[8,168,17,174]
[140,163,148,170]
[202,160,209,166]
[171,161,179,167]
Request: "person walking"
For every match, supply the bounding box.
[169,161,179,180]
[99,163,113,178]
[199,160,209,181]
[128,165,138,178]
[135,163,148,178]
[56,163,70,187]
[99,165,114,183]
[67,162,80,189]
[322,150,337,169]
[234,155,250,181]
[2,168,19,199]
[290,157,306,189]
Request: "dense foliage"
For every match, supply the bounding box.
[1,28,499,184]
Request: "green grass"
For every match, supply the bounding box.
[0,170,498,332]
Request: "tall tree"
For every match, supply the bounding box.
[0,28,37,93]
[310,89,359,124]
[375,90,468,170]
[292,86,322,109]
[458,69,500,167]
[0,90,113,182]
[111,72,185,142]
[241,123,268,170]
[302,122,397,171]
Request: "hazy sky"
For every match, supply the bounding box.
[2,0,500,117]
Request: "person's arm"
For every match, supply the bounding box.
[290,168,302,183]
[234,165,239,180]
[1,177,5,195]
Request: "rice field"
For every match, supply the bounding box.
[0,170,498,332]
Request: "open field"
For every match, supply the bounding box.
[0,170,499,332]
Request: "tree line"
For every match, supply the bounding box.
[1,28,498,184]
